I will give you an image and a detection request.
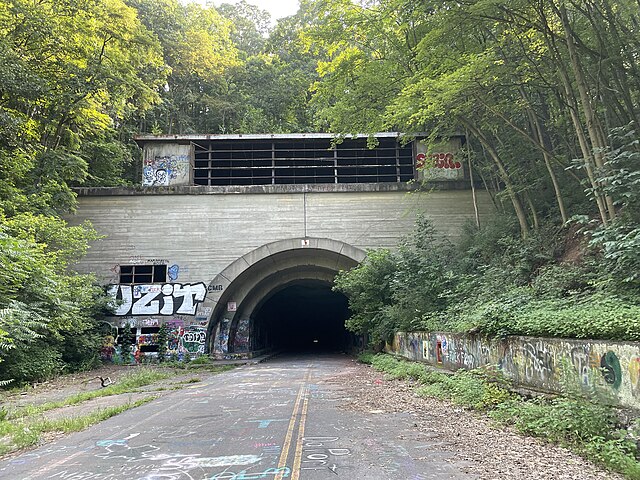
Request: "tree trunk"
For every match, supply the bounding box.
[539,5,609,225]
[465,130,481,229]
[521,94,569,224]
[525,192,540,231]
[459,116,530,238]
[555,2,616,219]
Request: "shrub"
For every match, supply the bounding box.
[417,370,513,410]
[490,396,615,444]
[357,351,375,364]
[0,342,63,384]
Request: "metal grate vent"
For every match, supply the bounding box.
[192,137,414,186]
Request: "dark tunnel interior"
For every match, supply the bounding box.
[253,282,352,353]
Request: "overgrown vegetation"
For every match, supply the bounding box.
[366,354,640,479]
[318,0,640,345]
[3,369,174,420]
[0,397,154,456]
[335,212,640,344]
[0,0,318,385]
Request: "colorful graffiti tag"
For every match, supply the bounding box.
[181,325,207,354]
[142,154,189,186]
[390,331,640,410]
[100,335,116,362]
[107,283,207,316]
[416,152,461,170]
[166,322,208,357]
[233,318,251,353]
[168,264,180,281]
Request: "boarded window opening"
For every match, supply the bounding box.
[116,327,137,345]
[119,264,167,284]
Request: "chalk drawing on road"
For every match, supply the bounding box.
[246,419,287,429]
[208,466,291,479]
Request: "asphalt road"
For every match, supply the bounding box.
[0,354,474,480]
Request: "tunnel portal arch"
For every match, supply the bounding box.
[203,238,365,357]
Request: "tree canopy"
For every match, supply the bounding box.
[1,0,639,383]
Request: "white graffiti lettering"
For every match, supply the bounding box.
[108,283,207,316]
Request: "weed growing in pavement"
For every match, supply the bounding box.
[159,359,235,373]
[367,353,640,479]
[188,356,213,365]
[181,377,202,384]
[0,398,155,455]
[6,368,174,420]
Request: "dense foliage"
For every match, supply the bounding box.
[335,214,640,344]
[1,0,639,382]
[314,0,640,344]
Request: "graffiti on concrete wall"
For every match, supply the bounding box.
[214,318,230,354]
[415,139,464,181]
[390,331,640,410]
[233,318,251,353]
[167,321,183,355]
[628,357,640,398]
[107,283,207,316]
[181,325,207,354]
[137,333,158,346]
[397,332,490,370]
[195,306,212,324]
[101,335,116,362]
[165,321,208,357]
[143,155,190,186]
[416,153,462,170]
[168,264,180,281]
[521,341,554,383]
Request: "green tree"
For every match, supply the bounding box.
[218,0,271,58]
[128,0,238,134]
[333,249,397,345]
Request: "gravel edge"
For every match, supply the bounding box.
[331,360,625,480]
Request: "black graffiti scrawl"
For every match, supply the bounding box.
[107,283,207,316]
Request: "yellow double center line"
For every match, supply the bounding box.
[276,369,312,480]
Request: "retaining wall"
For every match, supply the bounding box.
[387,332,640,410]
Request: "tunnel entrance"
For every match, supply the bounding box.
[204,238,367,358]
[253,281,351,353]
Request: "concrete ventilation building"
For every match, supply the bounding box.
[69,133,492,360]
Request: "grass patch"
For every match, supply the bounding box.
[0,362,235,457]
[6,368,174,420]
[186,364,237,373]
[180,377,201,384]
[188,356,213,366]
[367,353,640,479]
[0,397,154,456]
[158,361,236,373]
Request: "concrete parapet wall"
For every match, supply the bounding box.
[68,189,493,286]
[388,332,640,410]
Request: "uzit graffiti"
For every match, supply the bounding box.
[108,283,207,316]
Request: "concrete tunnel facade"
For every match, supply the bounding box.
[203,238,366,357]
[68,133,495,360]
